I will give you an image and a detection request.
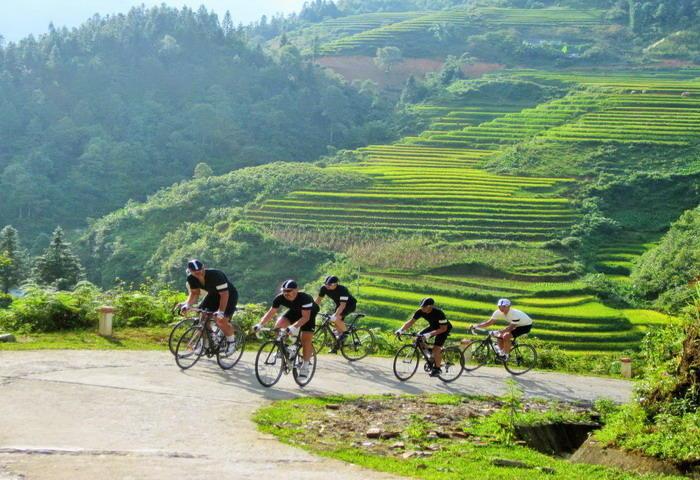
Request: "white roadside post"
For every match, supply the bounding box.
[98,306,115,336]
[620,357,632,379]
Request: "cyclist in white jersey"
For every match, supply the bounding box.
[472,299,532,358]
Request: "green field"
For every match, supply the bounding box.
[245,70,694,356]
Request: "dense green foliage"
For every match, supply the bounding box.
[0,5,393,237]
[632,207,700,310]
[597,297,700,463]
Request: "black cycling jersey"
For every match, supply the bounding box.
[272,291,320,315]
[318,284,357,310]
[186,269,238,315]
[412,307,451,331]
[187,269,236,295]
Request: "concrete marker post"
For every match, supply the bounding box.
[97,306,115,336]
[620,357,632,379]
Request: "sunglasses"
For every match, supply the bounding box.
[282,289,295,293]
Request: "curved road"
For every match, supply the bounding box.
[0,350,631,480]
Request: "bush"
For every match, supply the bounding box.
[0,282,101,333]
[109,281,183,328]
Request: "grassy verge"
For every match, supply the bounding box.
[254,394,682,480]
[0,327,172,350]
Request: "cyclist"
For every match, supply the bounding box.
[471,298,532,359]
[179,259,239,354]
[314,275,357,353]
[395,297,452,377]
[254,279,319,378]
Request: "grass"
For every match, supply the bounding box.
[0,327,172,350]
[254,394,684,480]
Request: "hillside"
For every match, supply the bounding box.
[0,5,393,239]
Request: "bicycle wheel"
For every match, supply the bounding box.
[174,326,205,370]
[340,327,375,362]
[312,326,330,354]
[462,340,491,372]
[168,318,195,355]
[504,344,537,375]
[438,346,465,383]
[216,322,246,370]
[393,344,420,381]
[292,345,317,387]
[255,341,285,387]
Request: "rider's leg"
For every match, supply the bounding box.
[433,346,442,368]
[215,317,234,337]
[334,316,347,335]
[502,332,513,354]
[301,331,314,362]
[274,317,291,329]
[497,331,506,353]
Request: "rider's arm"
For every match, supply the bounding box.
[426,324,448,336]
[475,318,496,329]
[400,317,417,331]
[259,307,278,326]
[185,288,200,307]
[294,309,311,329]
[334,301,347,316]
[217,290,229,313]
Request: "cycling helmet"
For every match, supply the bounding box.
[282,279,298,290]
[324,275,339,285]
[497,298,511,307]
[187,259,203,272]
[419,297,435,307]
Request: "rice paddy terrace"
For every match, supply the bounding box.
[246,70,699,355]
[304,7,607,56]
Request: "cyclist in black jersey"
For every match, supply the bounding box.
[254,279,319,378]
[314,275,357,353]
[178,259,239,354]
[395,297,452,376]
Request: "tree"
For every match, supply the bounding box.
[0,225,26,293]
[374,46,402,72]
[194,162,214,178]
[33,226,84,290]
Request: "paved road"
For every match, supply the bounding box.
[0,350,632,479]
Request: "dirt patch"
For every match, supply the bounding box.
[288,395,592,459]
[316,56,502,89]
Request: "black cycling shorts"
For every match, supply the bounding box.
[283,309,317,332]
[199,288,238,318]
[511,324,532,338]
[336,303,356,319]
[420,324,452,347]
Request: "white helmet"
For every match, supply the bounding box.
[497,298,511,307]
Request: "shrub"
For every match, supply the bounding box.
[0,282,101,333]
[0,292,12,309]
[109,281,183,327]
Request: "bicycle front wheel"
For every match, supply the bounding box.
[174,326,204,370]
[340,327,375,362]
[217,323,246,370]
[393,344,420,381]
[292,346,317,387]
[169,318,195,355]
[254,341,285,387]
[462,340,490,372]
[438,346,465,383]
[504,344,537,375]
[312,326,330,354]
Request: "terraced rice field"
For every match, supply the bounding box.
[355,273,672,354]
[318,7,607,55]
[247,144,576,240]
[246,70,694,355]
[407,104,525,131]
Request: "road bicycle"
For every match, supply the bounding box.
[393,332,464,383]
[254,328,317,388]
[173,308,246,371]
[168,305,245,355]
[462,327,537,375]
[312,312,375,361]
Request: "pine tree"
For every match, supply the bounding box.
[0,225,26,293]
[33,226,84,290]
